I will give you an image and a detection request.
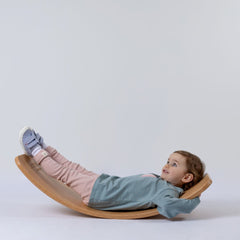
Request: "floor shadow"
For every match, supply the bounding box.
[172,198,240,221]
[52,206,95,218]
[49,198,240,221]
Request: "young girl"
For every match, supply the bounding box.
[19,127,205,218]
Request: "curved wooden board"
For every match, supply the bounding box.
[15,154,212,219]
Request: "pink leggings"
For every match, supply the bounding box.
[33,146,100,205]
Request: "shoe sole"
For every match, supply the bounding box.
[19,126,33,155]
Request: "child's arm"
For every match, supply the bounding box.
[155,196,200,218]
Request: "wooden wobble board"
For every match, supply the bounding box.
[15,154,212,219]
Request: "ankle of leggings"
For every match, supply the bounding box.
[33,149,49,164]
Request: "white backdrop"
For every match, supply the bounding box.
[1,0,239,177]
[1,1,240,239]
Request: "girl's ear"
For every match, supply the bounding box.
[181,173,194,183]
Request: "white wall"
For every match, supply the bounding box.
[1,0,239,182]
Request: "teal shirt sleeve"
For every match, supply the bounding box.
[156,196,200,218]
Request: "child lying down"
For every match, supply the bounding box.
[19,127,205,218]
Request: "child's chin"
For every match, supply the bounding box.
[161,173,167,178]
[160,175,166,181]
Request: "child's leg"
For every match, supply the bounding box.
[33,149,100,205]
[44,146,96,176]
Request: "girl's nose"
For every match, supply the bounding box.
[165,164,169,168]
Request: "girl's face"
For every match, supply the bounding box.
[160,153,193,187]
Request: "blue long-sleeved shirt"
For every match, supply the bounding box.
[88,173,200,218]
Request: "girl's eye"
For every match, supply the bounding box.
[172,163,177,167]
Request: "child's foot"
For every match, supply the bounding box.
[34,130,48,149]
[19,127,43,156]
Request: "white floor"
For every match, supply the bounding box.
[1,172,240,240]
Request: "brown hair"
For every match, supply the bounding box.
[174,150,205,191]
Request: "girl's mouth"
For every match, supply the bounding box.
[162,169,169,174]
